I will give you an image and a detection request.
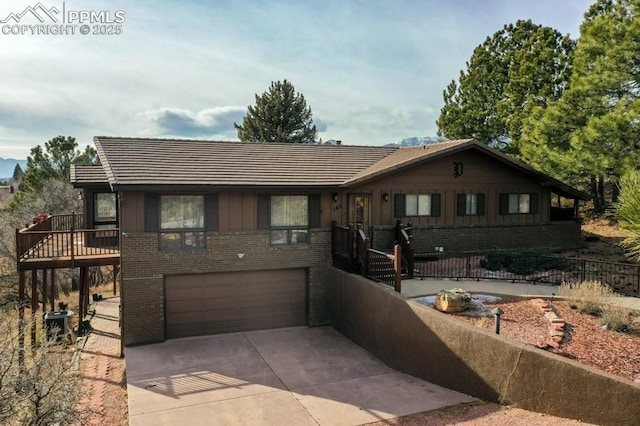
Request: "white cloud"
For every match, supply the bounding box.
[142,106,246,138]
[0,0,588,157]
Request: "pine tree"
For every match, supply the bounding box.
[436,20,574,152]
[12,163,24,182]
[20,136,96,193]
[519,0,640,212]
[235,80,318,143]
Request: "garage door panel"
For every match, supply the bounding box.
[165,299,206,315]
[165,269,307,339]
[165,287,204,302]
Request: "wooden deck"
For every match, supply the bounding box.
[16,213,121,348]
[17,223,120,270]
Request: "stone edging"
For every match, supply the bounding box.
[531,298,566,349]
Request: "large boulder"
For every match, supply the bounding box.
[434,288,472,313]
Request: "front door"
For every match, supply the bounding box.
[348,194,371,232]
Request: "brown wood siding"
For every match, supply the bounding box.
[121,191,145,232]
[242,192,256,229]
[121,190,334,234]
[351,150,551,227]
[228,192,243,230]
[85,188,95,228]
[165,269,307,338]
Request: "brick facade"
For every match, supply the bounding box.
[371,221,582,253]
[121,229,332,345]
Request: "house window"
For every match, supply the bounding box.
[94,193,117,228]
[395,193,441,217]
[499,193,538,215]
[456,193,486,216]
[509,193,530,214]
[270,195,308,245]
[159,195,205,249]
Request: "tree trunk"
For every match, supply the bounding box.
[612,182,620,204]
[598,176,606,211]
[590,175,606,214]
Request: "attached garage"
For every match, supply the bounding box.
[165,269,307,339]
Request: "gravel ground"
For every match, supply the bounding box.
[450,298,640,383]
[366,401,594,425]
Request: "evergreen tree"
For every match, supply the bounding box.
[519,0,640,212]
[12,163,24,183]
[235,80,318,143]
[437,20,574,152]
[20,136,96,192]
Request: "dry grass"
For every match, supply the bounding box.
[601,303,639,333]
[560,280,637,333]
[560,280,612,315]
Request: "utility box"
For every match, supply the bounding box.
[44,311,74,340]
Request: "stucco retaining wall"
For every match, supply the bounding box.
[328,267,640,425]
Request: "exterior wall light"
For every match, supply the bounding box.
[382,192,389,202]
[332,193,339,202]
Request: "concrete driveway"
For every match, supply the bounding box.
[125,326,475,425]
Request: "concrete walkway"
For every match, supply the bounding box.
[402,278,640,311]
[125,327,475,425]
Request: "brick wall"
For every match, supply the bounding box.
[121,229,332,345]
[371,222,581,253]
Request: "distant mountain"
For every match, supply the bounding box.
[0,158,27,180]
[384,136,444,147]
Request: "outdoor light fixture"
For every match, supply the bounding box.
[382,192,389,202]
[332,193,339,202]
[492,307,504,334]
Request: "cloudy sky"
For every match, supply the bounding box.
[0,0,590,159]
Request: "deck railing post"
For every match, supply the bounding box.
[394,244,402,293]
[364,237,370,276]
[70,216,75,264]
[15,228,20,268]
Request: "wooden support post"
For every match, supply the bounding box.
[50,269,56,312]
[113,264,119,295]
[394,244,402,294]
[31,270,37,348]
[42,269,48,313]
[78,267,85,326]
[84,267,90,314]
[18,270,25,368]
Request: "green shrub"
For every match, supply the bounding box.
[480,250,571,275]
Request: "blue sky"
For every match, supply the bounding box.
[0,0,590,159]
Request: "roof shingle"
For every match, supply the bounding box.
[89,136,589,200]
[70,164,109,186]
[94,137,395,188]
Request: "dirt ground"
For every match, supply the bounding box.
[567,217,631,263]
